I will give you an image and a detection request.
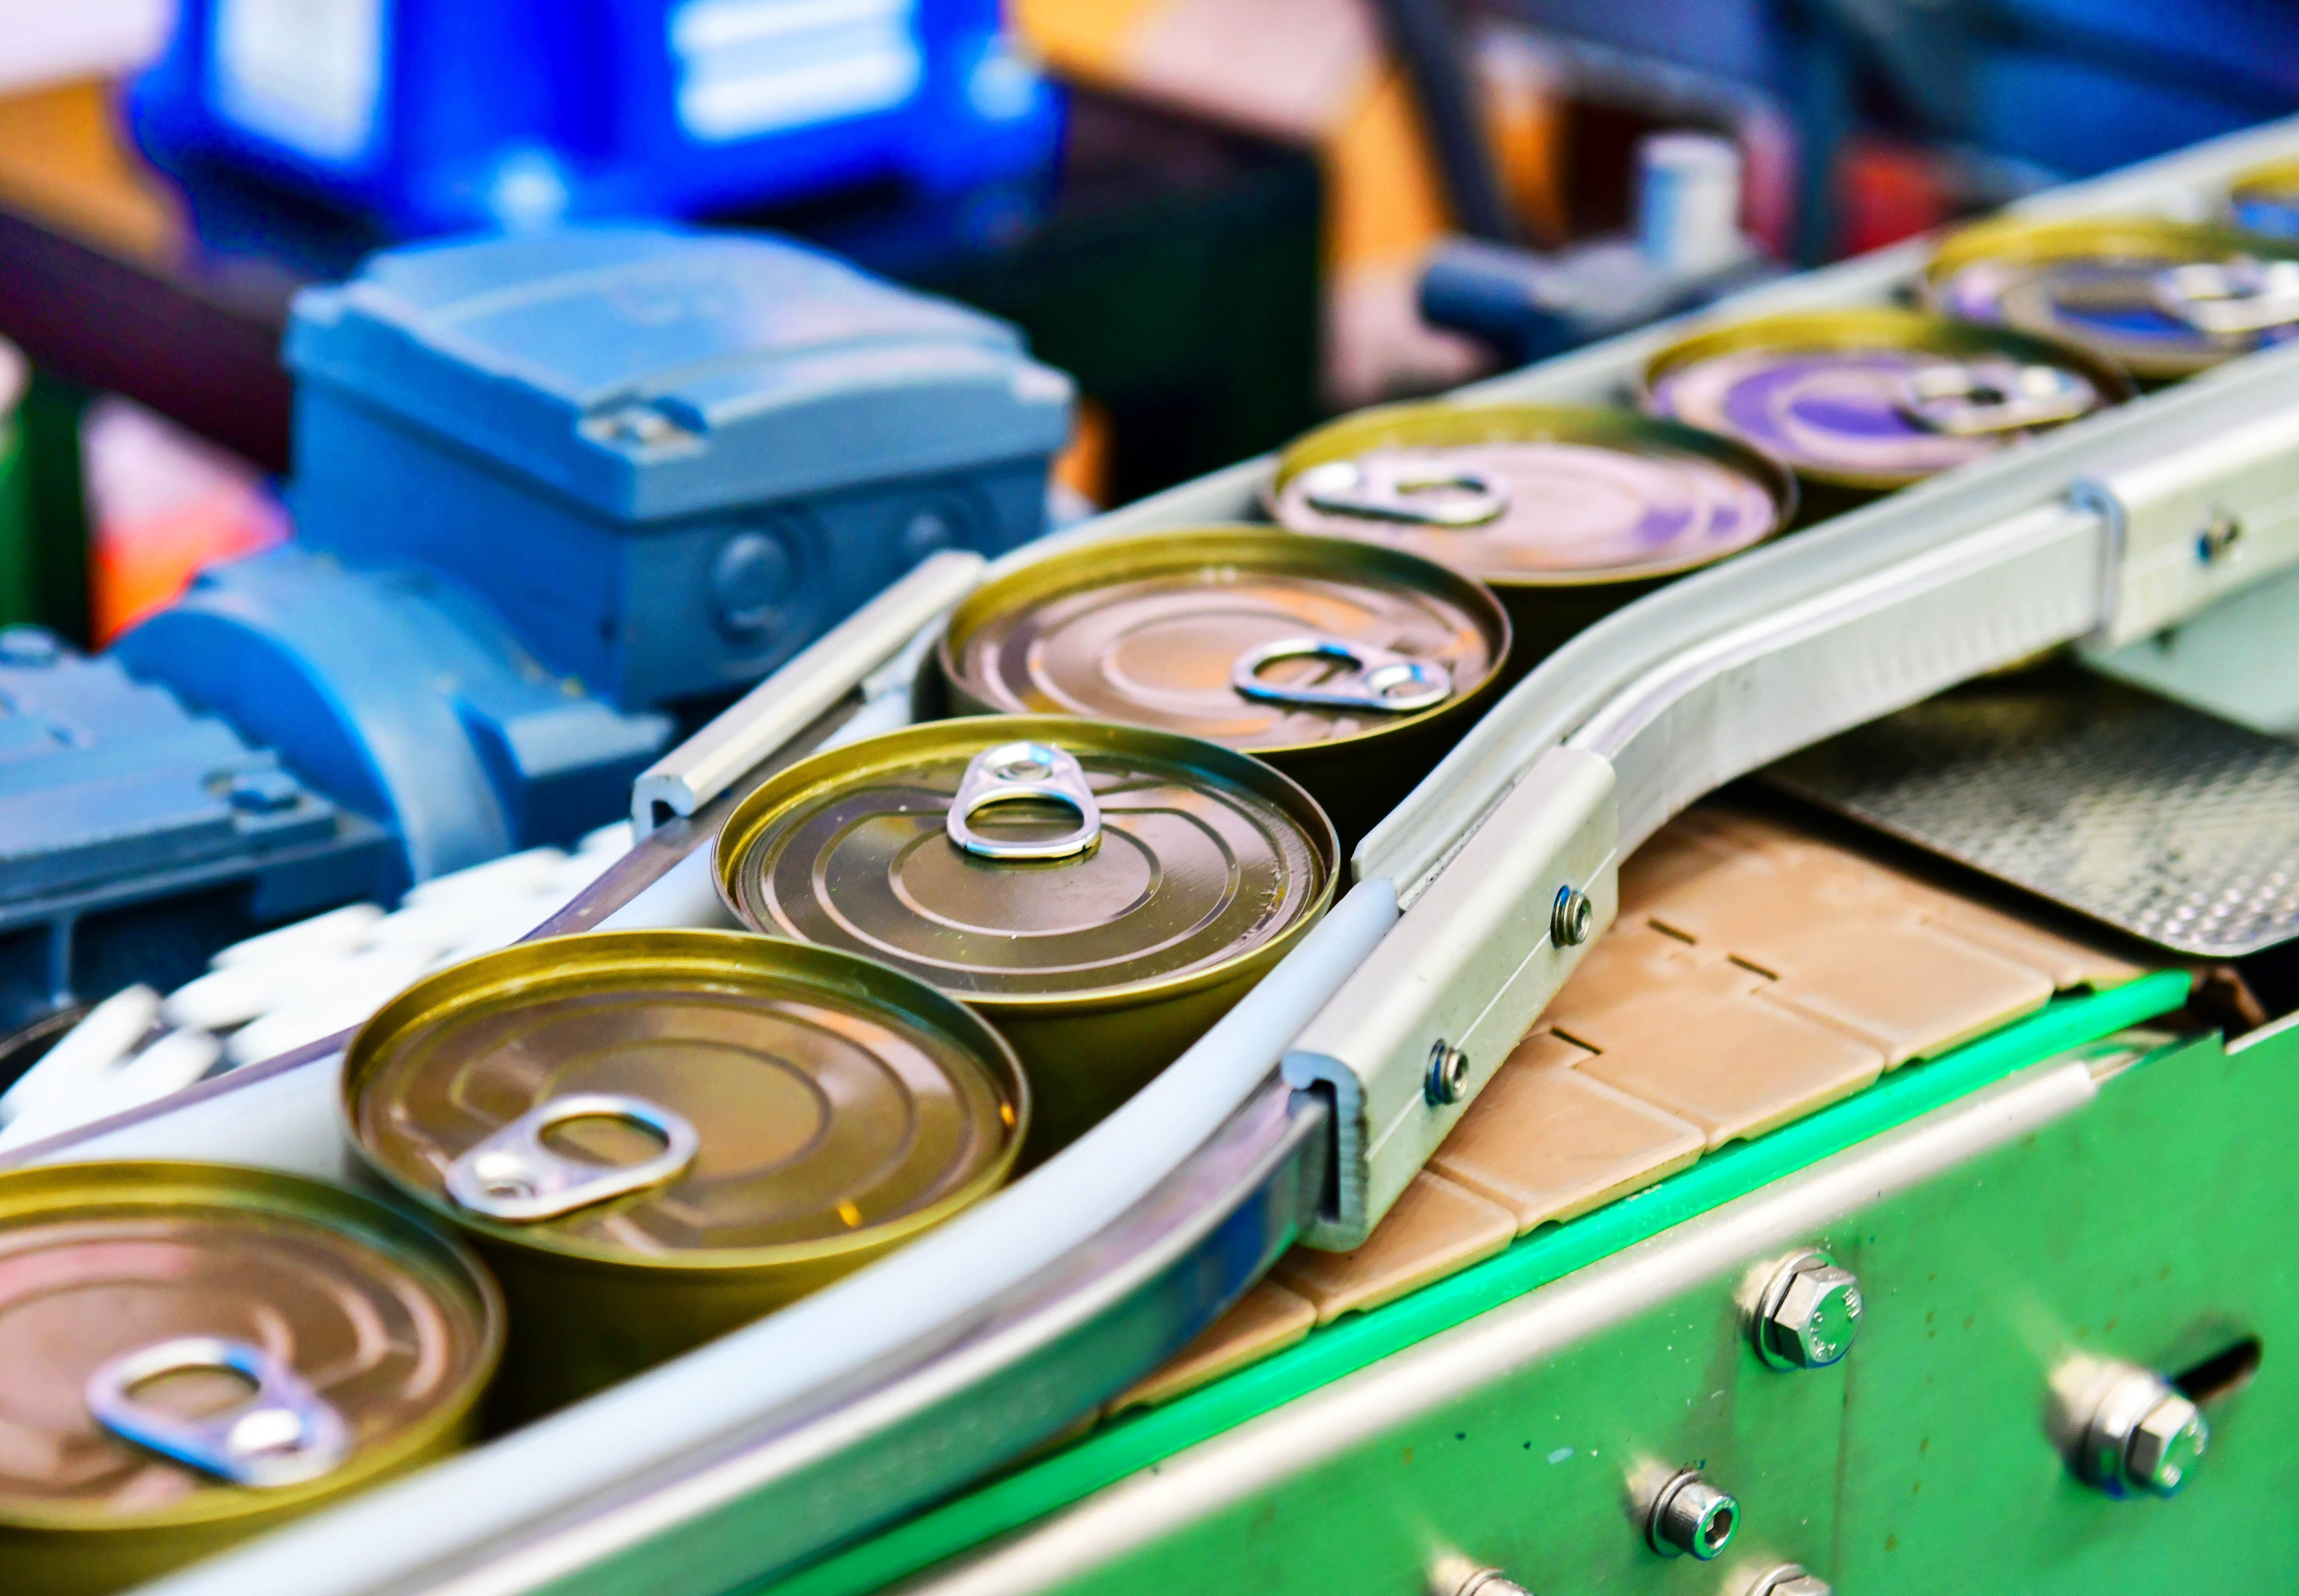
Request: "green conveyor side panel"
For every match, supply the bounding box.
[765,970,2191,1596]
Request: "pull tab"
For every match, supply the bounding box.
[946,741,1102,862]
[1295,457,1510,527]
[445,1092,700,1222]
[2152,258,2299,335]
[86,1336,350,1489]
[1231,636,1454,713]
[1897,361,2096,435]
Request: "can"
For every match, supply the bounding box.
[2230,157,2299,239]
[933,527,1510,851]
[1921,216,2299,382]
[1642,307,2132,514]
[714,718,1339,1154]
[341,929,1028,1420]
[0,1160,501,1596]
[1263,402,1795,663]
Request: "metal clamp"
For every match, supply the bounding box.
[1295,457,1510,527]
[946,741,1103,862]
[2153,258,2299,336]
[1898,361,2097,435]
[86,1336,351,1488]
[446,1092,701,1222]
[1231,636,1453,714]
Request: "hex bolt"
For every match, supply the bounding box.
[1647,1468,1738,1560]
[1746,1565,1831,1596]
[2077,1365,2209,1499]
[1550,884,1594,948]
[2195,507,2244,564]
[1753,1251,1863,1371]
[1424,1039,1471,1106]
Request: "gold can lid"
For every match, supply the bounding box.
[1265,402,1793,585]
[343,931,1027,1265]
[1922,216,2299,380]
[714,718,1338,1003]
[1643,307,2134,490]
[939,528,1508,754]
[0,1162,499,1528]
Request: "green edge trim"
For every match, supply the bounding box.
[767,970,2190,1596]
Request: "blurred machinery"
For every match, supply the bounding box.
[127,0,1064,236]
[0,223,1070,1030]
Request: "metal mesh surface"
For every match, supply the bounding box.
[1767,673,2299,955]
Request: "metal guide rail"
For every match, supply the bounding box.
[13,113,2299,1596]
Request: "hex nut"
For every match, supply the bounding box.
[1648,1469,1737,1560]
[2125,1392,2208,1497]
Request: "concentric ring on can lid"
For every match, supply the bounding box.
[713,717,1339,1005]
[939,528,1510,755]
[1642,307,2135,490]
[1264,402,1795,586]
[0,1161,500,1532]
[342,930,1028,1267]
[1921,217,2299,381]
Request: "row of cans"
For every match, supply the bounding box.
[16,179,2299,1596]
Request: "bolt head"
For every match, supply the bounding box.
[1425,1040,1471,1106]
[1649,1470,1737,1560]
[2126,1393,2207,1497]
[1749,1568,1832,1596]
[1551,885,1594,948]
[1767,1263,1862,1369]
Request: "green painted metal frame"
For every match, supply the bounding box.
[765,970,2191,1596]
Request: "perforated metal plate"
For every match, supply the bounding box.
[1767,672,2299,956]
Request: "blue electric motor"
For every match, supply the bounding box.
[52,225,1071,990]
[127,0,1063,236]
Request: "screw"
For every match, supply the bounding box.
[2196,508,2244,564]
[1551,884,1594,947]
[1424,1039,1471,1106]
[1754,1251,1863,1370]
[1746,1566,1831,1596]
[1648,1468,1737,1559]
[2076,1365,2210,1499]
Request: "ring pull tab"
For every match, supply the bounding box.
[1295,457,1510,527]
[946,741,1103,862]
[86,1336,351,1489]
[1231,636,1454,714]
[1897,361,2096,435]
[445,1092,700,1222]
[2152,257,2299,335]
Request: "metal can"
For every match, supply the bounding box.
[0,1160,501,1596]
[714,718,1339,1154]
[1921,216,2299,382]
[1643,307,2132,513]
[1263,402,1794,663]
[342,929,1027,1421]
[2230,157,2299,239]
[933,527,1510,851]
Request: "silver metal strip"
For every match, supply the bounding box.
[630,550,984,835]
[894,1060,2101,1596]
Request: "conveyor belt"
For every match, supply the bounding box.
[14,115,2299,1596]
